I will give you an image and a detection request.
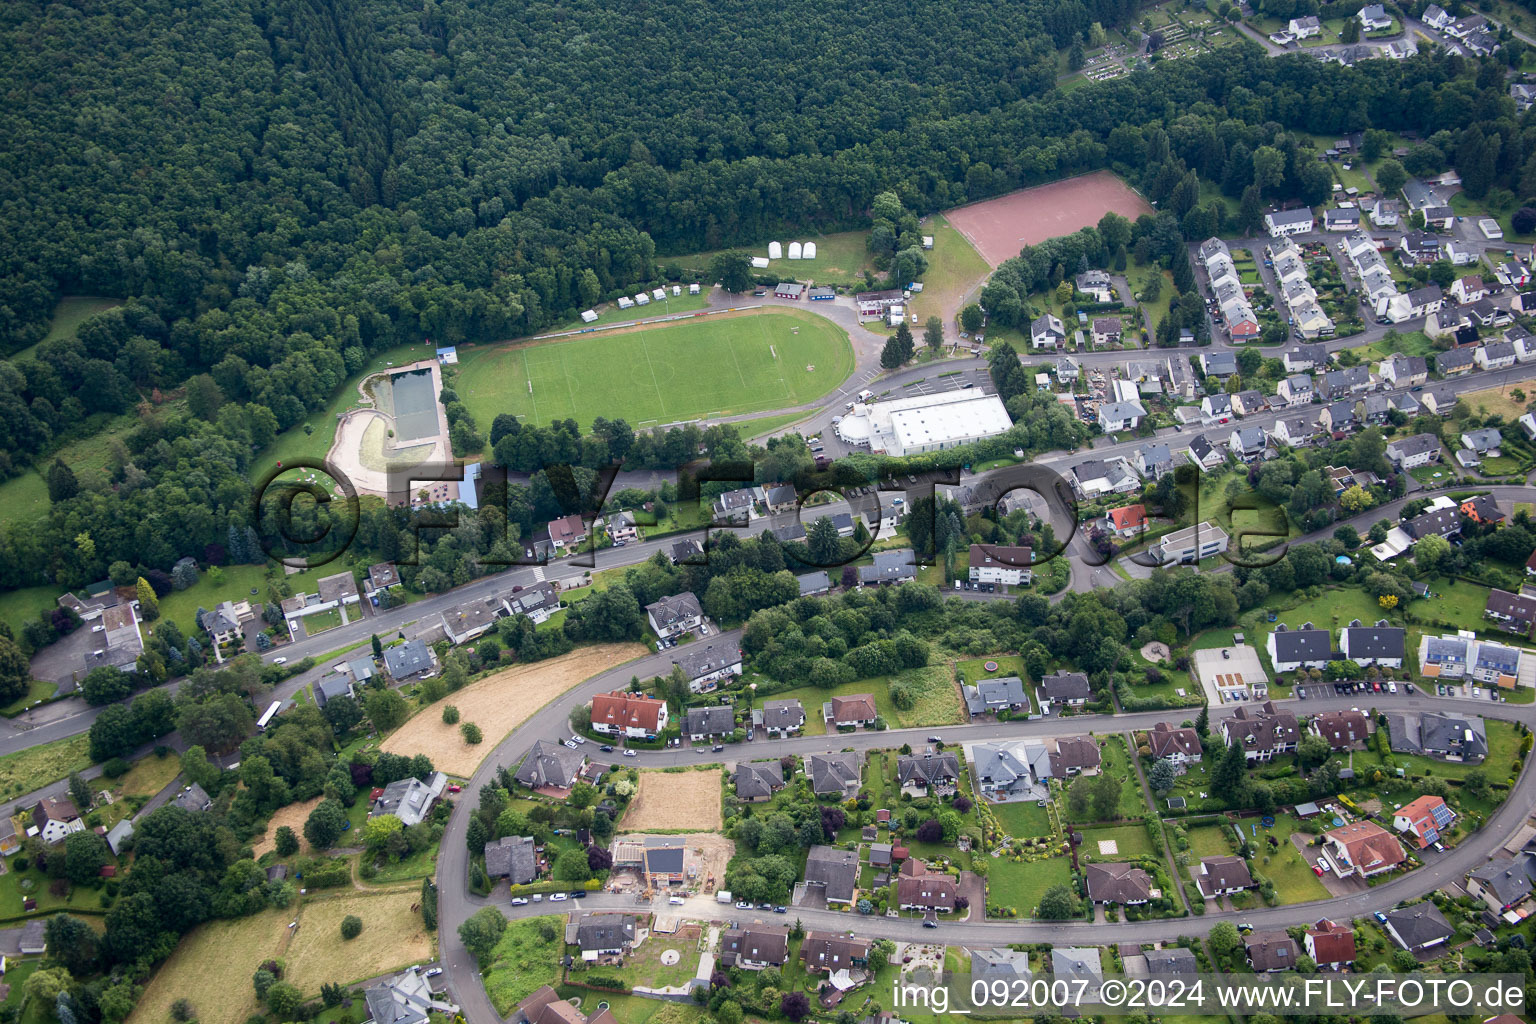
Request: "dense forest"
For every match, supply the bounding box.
[5,0,1536,594]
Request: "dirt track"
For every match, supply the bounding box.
[945,171,1153,266]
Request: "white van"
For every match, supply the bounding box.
[857,389,873,402]
[669,896,686,905]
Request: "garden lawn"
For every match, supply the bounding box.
[1078,823,1156,859]
[0,679,57,716]
[126,909,292,1024]
[1273,585,1389,634]
[602,924,704,989]
[105,750,182,801]
[1251,813,1330,903]
[1184,824,1238,860]
[908,215,991,327]
[956,656,1035,713]
[988,798,1053,839]
[763,665,961,736]
[299,606,344,635]
[986,856,1073,916]
[154,563,287,637]
[1414,578,1494,634]
[482,915,566,1015]
[1062,736,1147,822]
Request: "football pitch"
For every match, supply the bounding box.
[455,310,853,429]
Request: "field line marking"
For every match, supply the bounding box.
[521,349,540,423]
[753,314,793,405]
[638,331,668,420]
[559,342,580,422]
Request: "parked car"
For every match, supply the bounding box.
[1374,911,1389,924]
[511,897,529,906]
[549,892,568,902]
[273,657,287,665]
[624,749,638,757]
[447,784,462,794]
[736,901,752,909]
[426,968,443,978]
[570,891,587,899]
[922,920,939,929]
[600,745,614,752]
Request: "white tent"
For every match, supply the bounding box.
[688,283,701,294]
[617,297,634,309]
[750,256,770,268]
[580,310,598,323]
[767,241,783,260]
[635,293,650,305]
[787,242,803,259]
[803,242,817,259]
[652,288,666,300]
[672,285,681,295]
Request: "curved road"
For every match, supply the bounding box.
[430,636,1536,1021]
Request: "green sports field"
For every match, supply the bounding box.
[455,310,854,428]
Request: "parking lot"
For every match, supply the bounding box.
[1295,680,1414,700]
[897,367,995,399]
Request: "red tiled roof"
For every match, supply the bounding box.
[590,690,666,731]
[1307,919,1356,965]
[1109,504,1147,530]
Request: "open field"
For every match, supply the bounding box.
[8,295,123,362]
[483,915,567,1015]
[556,292,709,330]
[126,909,290,1024]
[283,891,434,992]
[106,750,182,801]
[988,798,1053,838]
[0,411,146,530]
[1459,383,1531,423]
[382,643,646,775]
[0,734,90,802]
[454,310,853,430]
[946,172,1152,267]
[621,770,723,831]
[0,586,62,637]
[908,215,991,325]
[664,230,876,287]
[252,794,325,858]
[1079,823,1156,859]
[764,664,962,736]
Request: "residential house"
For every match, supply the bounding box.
[1369,199,1401,228]
[1222,701,1301,761]
[1229,425,1267,459]
[971,948,1033,982]
[1324,820,1407,878]
[1381,353,1429,387]
[1106,504,1148,538]
[1398,232,1442,265]
[102,819,131,856]
[440,594,508,645]
[1186,434,1226,468]
[1232,390,1269,417]
[807,752,862,797]
[366,969,460,1024]
[796,570,832,597]
[383,638,436,680]
[1076,270,1115,302]
[364,562,403,600]
[962,676,1029,717]
[803,845,860,905]
[507,582,561,625]
[1513,82,1536,112]
[968,545,1033,586]
[669,538,704,564]
[1147,947,1199,977]
[1283,343,1328,372]
[1070,458,1140,497]
[1386,433,1441,469]
[827,693,879,729]
[547,513,589,550]
[1462,494,1505,525]
[1289,14,1321,35]
[1265,208,1316,237]
[972,743,1041,799]
[370,772,447,827]
[1091,318,1122,346]
[18,920,44,956]
[1037,671,1091,712]
[1148,721,1202,765]
[859,548,917,586]
[1471,639,1521,688]
[1149,521,1230,566]
[589,691,669,739]
[484,836,538,884]
[896,858,958,913]
[712,488,759,524]
[1467,854,1536,913]
[733,761,786,802]
[1323,206,1360,231]
[1050,735,1102,776]
[1305,919,1357,970]
[1339,619,1405,667]
[575,916,637,961]
[1051,948,1104,992]
[684,706,735,742]
[1406,286,1444,320]
[1245,931,1301,974]
[757,699,806,737]
[33,797,83,845]
[1312,709,1371,750]
[1278,373,1316,406]
[1423,3,1453,29]
[673,640,743,693]
[1451,275,1488,304]
[1485,589,1536,634]
[515,740,586,791]
[1393,794,1456,849]
[1201,350,1239,379]
[1201,393,1235,426]
[1135,443,1175,480]
[1323,365,1372,400]
[1383,904,1455,952]
[1272,414,1319,448]
[174,783,212,813]
[1086,861,1155,905]
[1031,314,1066,350]
[1463,427,1504,454]
[1098,400,1147,433]
[1195,855,1256,898]
[646,592,703,640]
[1357,394,1393,426]
[718,924,791,969]
[1359,3,1392,29]
[799,932,871,974]
[1476,343,1517,371]
[1388,709,1480,764]
[314,674,355,709]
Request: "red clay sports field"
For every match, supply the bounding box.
[946,171,1153,267]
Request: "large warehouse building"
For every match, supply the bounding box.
[836,390,1013,457]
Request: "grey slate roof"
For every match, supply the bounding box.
[804,845,859,903]
[515,739,585,789]
[384,638,434,677]
[1384,903,1455,950]
[684,705,735,736]
[807,752,861,795]
[733,761,786,801]
[484,835,537,883]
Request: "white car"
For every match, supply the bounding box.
[564,740,578,748]
[623,749,638,757]
[1472,686,1483,698]
[571,735,586,744]
[91,625,105,633]
[549,892,568,902]
[273,657,287,665]
[1388,682,1397,694]
[510,897,529,906]
[425,968,443,978]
